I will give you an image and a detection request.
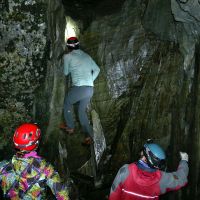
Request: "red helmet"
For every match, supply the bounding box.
[66,37,79,49]
[13,123,41,151]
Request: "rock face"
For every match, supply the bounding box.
[81,1,200,199]
[1,0,200,199]
[0,0,47,158]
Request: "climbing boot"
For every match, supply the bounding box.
[59,123,74,135]
[81,137,93,146]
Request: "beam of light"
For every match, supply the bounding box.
[65,16,79,41]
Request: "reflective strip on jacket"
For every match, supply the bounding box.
[109,160,188,200]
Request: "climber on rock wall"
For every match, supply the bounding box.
[109,141,189,200]
[60,37,100,146]
[0,123,69,200]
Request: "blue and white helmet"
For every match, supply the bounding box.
[143,142,166,169]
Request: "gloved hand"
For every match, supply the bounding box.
[180,152,189,162]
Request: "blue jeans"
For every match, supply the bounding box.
[64,86,94,137]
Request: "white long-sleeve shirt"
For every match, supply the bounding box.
[63,49,100,86]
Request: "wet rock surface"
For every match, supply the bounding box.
[1,0,200,199]
[0,0,47,158]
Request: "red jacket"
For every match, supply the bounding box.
[109,160,188,200]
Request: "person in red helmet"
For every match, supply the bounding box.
[60,37,100,145]
[109,141,189,200]
[13,123,41,151]
[0,123,69,200]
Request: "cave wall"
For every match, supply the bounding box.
[80,0,200,199]
[0,0,47,158]
[1,0,200,199]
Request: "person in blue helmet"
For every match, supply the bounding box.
[109,140,189,200]
[60,37,100,145]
